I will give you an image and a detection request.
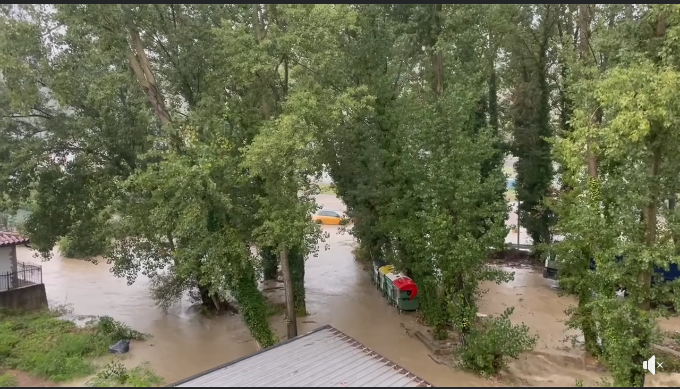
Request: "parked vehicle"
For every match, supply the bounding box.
[543,253,680,286]
[311,209,343,225]
[544,243,680,351]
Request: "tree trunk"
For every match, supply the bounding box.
[557,14,573,136]
[579,5,598,179]
[280,247,298,338]
[625,4,633,21]
[289,246,307,315]
[252,4,271,119]
[514,5,555,251]
[640,143,661,312]
[197,284,238,315]
[231,268,278,348]
[123,18,277,346]
[261,246,279,281]
[577,3,601,358]
[127,31,172,126]
[639,13,666,312]
[536,6,554,248]
[198,285,212,305]
[488,53,499,133]
[670,197,680,254]
[557,9,575,194]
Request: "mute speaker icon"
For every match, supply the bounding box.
[643,355,656,375]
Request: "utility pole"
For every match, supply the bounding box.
[517,200,521,248]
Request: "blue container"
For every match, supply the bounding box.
[590,256,680,283]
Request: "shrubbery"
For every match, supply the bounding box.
[458,307,538,376]
[351,244,372,264]
[0,309,148,383]
[85,361,163,387]
[96,316,147,342]
[58,235,107,259]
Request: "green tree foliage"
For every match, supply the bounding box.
[0,5,154,255]
[1,2,535,358]
[553,4,680,386]
[58,235,107,259]
[0,4,321,347]
[308,4,516,340]
[507,5,558,250]
[17,5,680,382]
[459,308,537,375]
[259,244,308,316]
[260,247,279,281]
[550,3,607,360]
[0,3,359,347]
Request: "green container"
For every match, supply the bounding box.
[396,292,419,312]
[372,260,388,288]
[376,265,395,297]
[381,274,392,298]
[386,285,419,312]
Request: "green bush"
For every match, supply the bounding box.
[96,316,146,342]
[459,307,538,376]
[85,361,163,387]
[0,373,18,387]
[0,309,148,383]
[58,235,106,259]
[351,244,372,264]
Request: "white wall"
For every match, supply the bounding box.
[0,246,13,291]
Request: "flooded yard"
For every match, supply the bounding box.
[12,194,680,387]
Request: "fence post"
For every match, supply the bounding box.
[0,264,43,289]
[11,269,18,289]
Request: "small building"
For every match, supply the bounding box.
[168,325,433,387]
[0,232,47,310]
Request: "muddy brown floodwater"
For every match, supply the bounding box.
[14,194,680,387]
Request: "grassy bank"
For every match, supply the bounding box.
[0,309,162,387]
[0,373,18,387]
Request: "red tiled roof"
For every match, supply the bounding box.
[0,232,31,248]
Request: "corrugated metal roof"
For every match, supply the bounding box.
[168,325,433,387]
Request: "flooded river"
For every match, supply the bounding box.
[14,194,680,386]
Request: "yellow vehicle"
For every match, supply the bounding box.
[312,210,343,225]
